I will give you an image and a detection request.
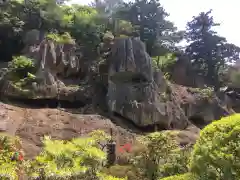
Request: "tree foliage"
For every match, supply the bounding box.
[190,114,240,180]
[116,0,182,55]
[185,10,240,89]
[24,130,125,180]
[0,0,240,179]
[129,132,190,180]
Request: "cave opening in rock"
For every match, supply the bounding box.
[3,97,85,109]
[189,115,205,128]
[111,112,161,133]
[110,72,148,83]
[0,34,24,62]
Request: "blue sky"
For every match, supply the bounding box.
[69,0,240,47]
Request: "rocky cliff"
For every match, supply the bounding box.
[0,30,93,103]
[106,37,232,129]
[0,32,234,131]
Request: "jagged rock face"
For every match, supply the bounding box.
[223,87,240,113]
[1,30,91,101]
[172,84,233,128]
[109,38,153,82]
[22,29,83,80]
[24,40,81,82]
[107,38,189,129]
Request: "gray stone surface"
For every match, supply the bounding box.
[107,38,189,128]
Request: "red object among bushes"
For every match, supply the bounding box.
[118,143,132,153]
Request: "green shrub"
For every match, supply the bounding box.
[188,87,214,99]
[97,172,127,180]
[0,133,24,180]
[160,173,196,180]
[102,165,138,179]
[132,132,190,180]
[102,165,142,180]
[25,130,126,180]
[46,32,75,44]
[152,53,177,71]
[8,56,36,81]
[189,114,240,180]
[159,145,191,178]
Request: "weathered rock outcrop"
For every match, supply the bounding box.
[106,37,231,129]
[171,84,232,127]
[222,86,240,113]
[1,30,93,102]
[107,37,189,129]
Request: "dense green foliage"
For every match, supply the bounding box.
[185,10,240,89]
[0,0,239,88]
[0,0,240,179]
[0,131,125,180]
[8,56,36,80]
[152,53,177,71]
[103,131,191,180]
[160,173,196,180]
[1,115,240,179]
[46,32,75,44]
[133,132,190,180]
[0,0,240,89]
[190,114,240,180]
[0,133,24,179]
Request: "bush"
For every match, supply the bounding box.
[0,133,24,179]
[8,56,36,81]
[25,130,126,180]
[159,145,191,178]
[102,165,142,180]
[97,172,127,180]
[189,114,240,180]
[132,132,190,180]
[46,32,75,44]
[152,53,177,71]
[160,173,196,180]
[188,87,214,100]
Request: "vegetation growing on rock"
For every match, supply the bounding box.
[0,0,239,179]
[152,53,177,72]
[8,56,36,81]
[46,32,75,44]
[188,87,214,100]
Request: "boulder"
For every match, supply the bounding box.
[107,38,189,129]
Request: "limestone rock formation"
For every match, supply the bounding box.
[107,37,189,129]
[23,30,82,83]
[1,29,91,101]
[171,84,232,128]
[107,37,231,129]
[222,86,240,112]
